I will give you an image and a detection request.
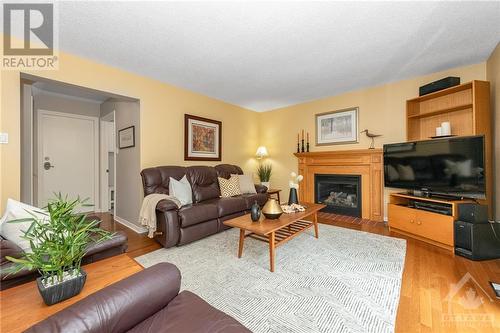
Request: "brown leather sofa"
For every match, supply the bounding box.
[26,262,250,333]
[0,231,128,290]
[141,164,268,248]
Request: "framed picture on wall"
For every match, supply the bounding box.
[184,114,222,161]
[118,126,135,149]
[315,107,359,145]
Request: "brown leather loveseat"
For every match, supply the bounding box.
[26,262,250,333]
[141,164,268,248]
[0,231,128,290]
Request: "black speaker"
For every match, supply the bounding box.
[419,77,460,96]
[458,203,488,224]
[454,220,500,260]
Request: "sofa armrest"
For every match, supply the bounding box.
[83,231,128,261]
[255,184,268,193]
[156,199,180,212]
[26,263,181,333]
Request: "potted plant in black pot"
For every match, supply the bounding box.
[5,194,113,305]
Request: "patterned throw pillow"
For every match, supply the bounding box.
[218,176,242,197]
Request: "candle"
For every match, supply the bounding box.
[297,133,299,143]
[301,129,304,140]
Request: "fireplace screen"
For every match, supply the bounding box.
[314,174,362,217]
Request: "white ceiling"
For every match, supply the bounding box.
[53,1,500,111]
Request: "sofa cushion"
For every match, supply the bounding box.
[218,176,242,198]
[241,193,268,209]
[178,203,218,228]
[206,197,247,217]
[186,166,220,203]
[214,164,243,179]
[128,290,250,333]
[0,199,47,253]
[1,238,23,266]
[169,175,193,206]
[141,166,187,196]
[234,174,257,194]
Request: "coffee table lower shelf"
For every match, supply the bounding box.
[237,218,319,273]
[245,219,313,247]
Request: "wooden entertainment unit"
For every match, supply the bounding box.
[406,80,492,215]
[388,193,474,252]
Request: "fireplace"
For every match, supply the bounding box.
[314,174,362,217]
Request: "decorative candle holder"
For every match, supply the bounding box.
[297,143,300,153]
[301,139,305,152]
[306,142,309,152]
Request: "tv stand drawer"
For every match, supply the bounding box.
[415,210,454,246]
[388,204,417,233]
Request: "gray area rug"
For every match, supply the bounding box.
[136,224,406,333]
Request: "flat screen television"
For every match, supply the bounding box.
[383,135,485,199]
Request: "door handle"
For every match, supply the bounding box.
[43,161,54,170]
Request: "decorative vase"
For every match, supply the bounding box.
[250,201,261,222]
[288,188,299,205]
[261,181,270,189]
[262,198,283,219]
[36,269,87,305]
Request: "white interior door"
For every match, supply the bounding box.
[38,110,99,210]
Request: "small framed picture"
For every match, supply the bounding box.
[184,114,222,161]
[118,126,135,149]
[315,107,359,145]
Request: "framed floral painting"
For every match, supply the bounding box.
[315,107,359,145]
[184,114,222,161]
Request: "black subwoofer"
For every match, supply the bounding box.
[454,220,500,261]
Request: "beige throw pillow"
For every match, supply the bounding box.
[218,176,242,197]
[232,174,257,194]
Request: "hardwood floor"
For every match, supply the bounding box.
[99,213,499,332]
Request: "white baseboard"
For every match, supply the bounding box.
[114,215,147,234]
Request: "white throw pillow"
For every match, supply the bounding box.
[232,174,257,194]
[397,164,415,181]
[444,159,472,177]
[169,176,193,206]
[386,165,400,182]
[0,199,47,253]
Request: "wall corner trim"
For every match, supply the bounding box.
[114,215,147,234]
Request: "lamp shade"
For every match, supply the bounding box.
[255,146,269,158]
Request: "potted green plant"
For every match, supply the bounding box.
[6,194,113,305]
[257,163,272,189]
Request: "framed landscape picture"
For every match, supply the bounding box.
[184,114,222,161]
[118,125,135,149]
[315,107,358,145]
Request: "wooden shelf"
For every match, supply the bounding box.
[406,82,472,103]
[407,103,473,119]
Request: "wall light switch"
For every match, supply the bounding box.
[0,133,8,144]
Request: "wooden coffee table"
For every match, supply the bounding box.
[0,254,143,333]
[223,202,325,272]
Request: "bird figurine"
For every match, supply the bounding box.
[360,129,382,149]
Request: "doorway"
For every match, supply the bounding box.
[100,111,116,215]
[20,74,142,229]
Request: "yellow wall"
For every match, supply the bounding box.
[1,49,260,212]
[486,42,500,220]
[259,63,487,217]
[1,43,495,220]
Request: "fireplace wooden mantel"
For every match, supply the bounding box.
[294,149,383,222]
